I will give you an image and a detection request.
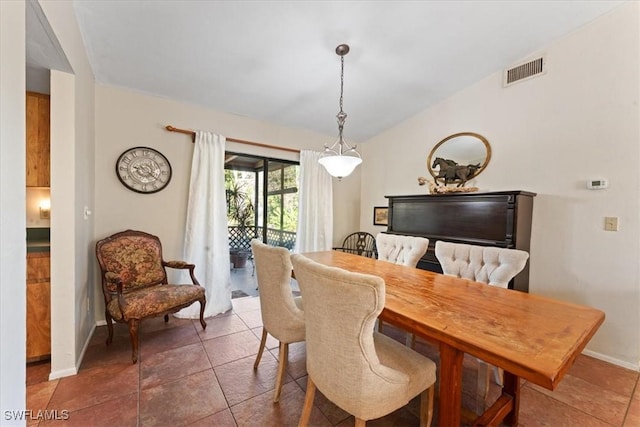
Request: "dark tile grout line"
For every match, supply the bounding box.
[621,375,639,426]
[30,300,640,427]
[198,326,232,420]
[196,306,318,425]
[523,380,617,426]
[32,311,279,426]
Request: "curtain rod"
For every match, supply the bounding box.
[165,125,300,154]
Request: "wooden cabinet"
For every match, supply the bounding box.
[26,252,51,361]
[26,91,50,187]
[385,190,535,292]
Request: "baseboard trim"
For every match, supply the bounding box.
[75,322,96,370]
[49,366,77,381]
[582,349,639,372]
[49,323,98,381]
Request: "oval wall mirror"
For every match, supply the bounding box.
[427,132,491,186]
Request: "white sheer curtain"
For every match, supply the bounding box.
[294,150,333,253]
[175,131,232,318]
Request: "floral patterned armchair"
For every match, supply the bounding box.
[95,230,207,363]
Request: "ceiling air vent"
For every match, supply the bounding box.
[504,56,545,87]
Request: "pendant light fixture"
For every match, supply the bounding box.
[318,44,362,180]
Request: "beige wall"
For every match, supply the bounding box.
[3,7,635,411]
[93,85,361,319]
[360,3,639,368]
[38,1,96,379]
[0,1,27,420]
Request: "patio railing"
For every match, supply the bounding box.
[228,226,296,251]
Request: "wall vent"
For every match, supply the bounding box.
[504,56,545,87]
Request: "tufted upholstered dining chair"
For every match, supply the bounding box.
[95,230,207,364]
[434,240,529,409]
[250,239,305,403]
[375,233,429,267]
[375,233,429,341]
[291,253,436,427]
[333,231,377,258]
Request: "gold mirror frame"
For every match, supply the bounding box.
[427,132,492,185]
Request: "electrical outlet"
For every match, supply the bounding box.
[604,217,619,231]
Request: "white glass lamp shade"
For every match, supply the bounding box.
[318,155,362,179]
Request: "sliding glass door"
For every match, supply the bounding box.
[265,160,298,249]
[225,152,299,252]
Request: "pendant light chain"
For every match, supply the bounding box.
[337,54,347,153]
[339,54,345,119]
[318,43,362,179]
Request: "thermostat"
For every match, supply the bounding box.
[587,179,608,189]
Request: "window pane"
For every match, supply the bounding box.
[267,195,282,229]
[283,193,298,232]
[225,170,255,227]
[283,165,298,190]
[268,167,281,192]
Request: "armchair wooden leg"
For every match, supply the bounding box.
[420,384,435,427]
[355,418,366,427]
[254,328,268,369]
[198,297,207,330]
[105,310,114,345]
[274,342,289,403]
[298,376,316,427]
[127,319,140,364]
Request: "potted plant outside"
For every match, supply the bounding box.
[226,178,255,268]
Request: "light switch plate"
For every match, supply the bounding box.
[604,217,619,231]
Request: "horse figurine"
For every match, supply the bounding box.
[431,157,480,187]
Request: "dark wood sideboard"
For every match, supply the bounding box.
[385,190,535,292]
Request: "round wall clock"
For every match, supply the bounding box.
[115,146,172,194]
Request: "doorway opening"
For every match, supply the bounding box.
[224,152,299,297]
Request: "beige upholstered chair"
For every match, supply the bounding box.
[250,239,305,403]
[435,240,529,409]
[435,241,529,288]
[375,233,429,341]
[291,253,436,427]
[375,233,429,267]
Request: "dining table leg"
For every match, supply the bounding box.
[438,343,465,426]
[502,371,521,426]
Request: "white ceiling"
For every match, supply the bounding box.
[70,0,625,142]
[26,0,72,93]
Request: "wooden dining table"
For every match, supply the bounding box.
[301,251,605,427]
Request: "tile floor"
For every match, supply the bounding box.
[229,261,260,298]
[27,294,639,427]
